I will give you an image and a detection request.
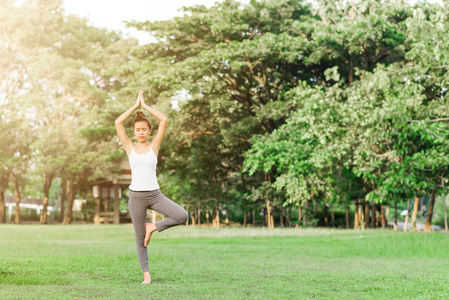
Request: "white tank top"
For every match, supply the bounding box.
[128,142,160,191]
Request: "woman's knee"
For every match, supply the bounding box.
[177,209,188,224]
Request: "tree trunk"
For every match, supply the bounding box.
[266,201,272,228]
[354,201,359,229]
[152,210,156,223]
[442,177,448,233]
[424,193,436,232]
[323,204,329,227]
[243,210,247,227]
[444,196,448,233]
[393,202,398,231]
[0,190,5,224]
[286,215,290,227]
[404,198,410,232]
[206,210,210,227]
[371,203,376,228]
[59,178,66,223]
[358,203,362,225]
[374,204,380,228]
[345,204,350,229]
[63,179,75,224]
[252,210,255,227]
[364,202,370,229]
[330,206,335,227]
[361,202,365,231]
[411,196,420,231]
[197,199,201,227]
[0,173,8,223]
[280,209,284,228]
[104,189,110,224]
[213,206,220,228]
[216,207,220,228]
[298,206,302,227]
[40,172,53,224]
[380,205,386,228]
[304,201,309,226]
[346,181,352,229]
[113,185,120,224]
[385,206,389,223]
[12,174,22,224]
[225,208,230,227]
[191,210,196,226]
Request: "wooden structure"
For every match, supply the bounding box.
[88,159,131,224]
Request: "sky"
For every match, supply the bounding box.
[63,0,250,44]
[62,0,443,44]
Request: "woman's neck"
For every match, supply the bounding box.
[136,140,149,146]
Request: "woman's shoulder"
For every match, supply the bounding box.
[125,141,136,158]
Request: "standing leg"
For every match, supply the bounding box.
[150,190,188,232]
[128,191,150,273]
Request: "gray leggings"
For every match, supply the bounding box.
[128,189,188,273]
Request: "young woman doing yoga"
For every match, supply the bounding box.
[115,90,188,284]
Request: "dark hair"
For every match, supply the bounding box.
[133,111,151,130]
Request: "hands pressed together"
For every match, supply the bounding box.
[135,90,147,108]
[132,90,167,123]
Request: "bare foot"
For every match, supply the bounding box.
[141,272,151,284]
[144,223,157,247]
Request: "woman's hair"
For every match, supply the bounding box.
[133,111,151,130]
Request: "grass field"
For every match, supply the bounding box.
[1,225,449,299]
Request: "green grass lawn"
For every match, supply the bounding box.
[1,225,448,299]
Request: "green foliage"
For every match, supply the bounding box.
[240,0,449,212]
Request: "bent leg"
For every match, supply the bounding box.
[128,191,150,273]
[150,190,188,232]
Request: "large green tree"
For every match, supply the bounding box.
[244,0,449,229]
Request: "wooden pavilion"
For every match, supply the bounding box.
[88,159,131,224]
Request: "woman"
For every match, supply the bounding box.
[115,90,188,284]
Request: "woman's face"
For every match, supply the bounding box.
[134,121,150,142]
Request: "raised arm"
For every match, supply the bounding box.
[115,92,141,156]
[140,92,167,157]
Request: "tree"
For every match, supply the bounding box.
[0,0,137,224]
